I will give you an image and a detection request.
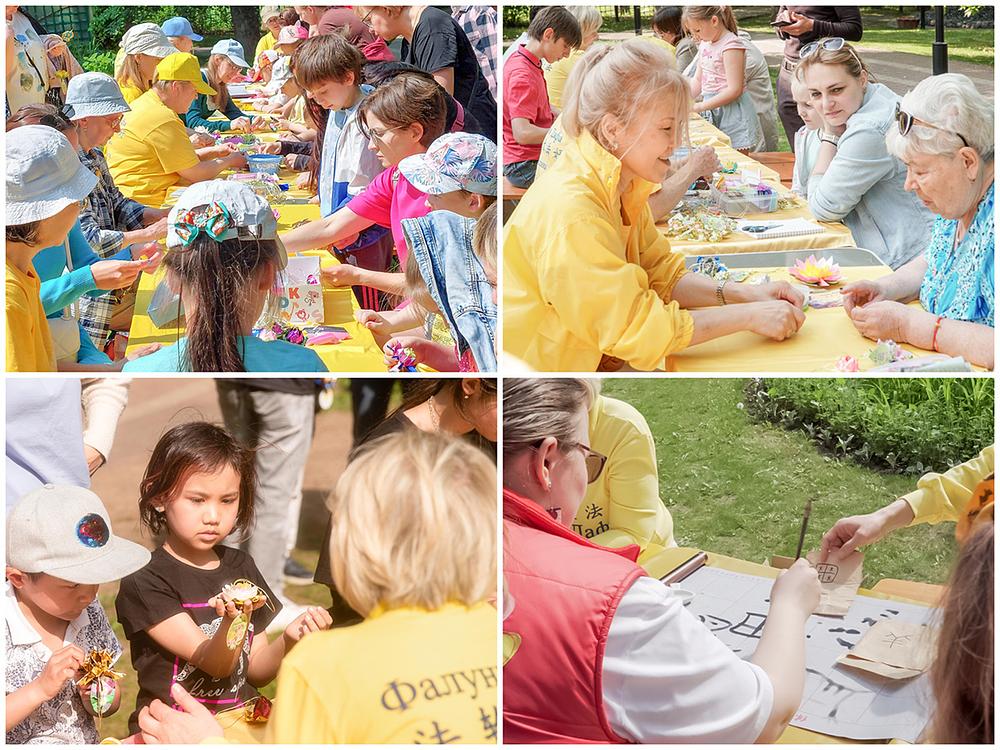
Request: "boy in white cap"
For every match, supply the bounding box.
[6,125,98,372]
[5,484,151,743]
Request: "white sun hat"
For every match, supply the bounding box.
[6,125,98,226]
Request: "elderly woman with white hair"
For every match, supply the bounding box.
[842,73,994,369]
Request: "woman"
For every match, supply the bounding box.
[135,429,497,744]
[652,6,697,73]
[5,6,49,114]
[573,381,674,558]
[255,6,283,62]
[314,377,497,622]
[114,23,178,104]
[504,40,806,372]
[544,5,603,110]
[502,378,820,743]
[797,38,934,269]
[355,5,496,141]
[841,74,994,369]
[185,40,266,133]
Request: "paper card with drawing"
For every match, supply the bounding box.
[836,620,938,679]
[805,550,863,616]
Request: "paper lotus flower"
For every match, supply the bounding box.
[835,355,860,372]
[788,255,844,287]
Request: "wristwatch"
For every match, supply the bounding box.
[819,133,841,147]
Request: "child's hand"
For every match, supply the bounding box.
[208,591,262,619]
[35,644,85,700]
[355,309,390,335]
[383,336,431,369]
[277,118,293,131]
[322,263,360,287]
[769,558,821,619]
[282,606,333,647]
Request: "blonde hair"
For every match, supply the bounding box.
[566,5,603,40]
[206,54,232,112]
[503,378,594,458]
[562,38,689,153]
[682,5,738,35]
[795,38,873,84]
[327,431,496,616]
[886,73,994,162]
[117,54,150,93]
[473,202,497,281]
[403,254,437,315]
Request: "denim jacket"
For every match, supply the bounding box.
[807,83,934,269]
[401,210,497,371]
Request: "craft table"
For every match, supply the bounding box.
[642,546,938,744]
[125,159,387,371]
[687,113,732,148]
[666,249,941,372]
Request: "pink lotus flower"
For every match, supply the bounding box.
[788,255,844,287]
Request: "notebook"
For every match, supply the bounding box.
[737,218,824,240]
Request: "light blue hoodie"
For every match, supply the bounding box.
[402,210,497,371]
[807,82,934,269]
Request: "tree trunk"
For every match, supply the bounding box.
[231,6,260,65]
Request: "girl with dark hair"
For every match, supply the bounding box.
[122,181,327,372]
[115,421,332,734]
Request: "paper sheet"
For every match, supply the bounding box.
[806,550,864,616]
[681,566,935,742]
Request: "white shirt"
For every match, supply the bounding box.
[5,581,121,744]
[602,576,774,743]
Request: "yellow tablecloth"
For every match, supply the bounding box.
[687,113,732,148]
[125,160,387,372]
[667,265,931,372]
[642,547,933,744]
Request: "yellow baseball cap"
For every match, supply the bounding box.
[155,52,216,95]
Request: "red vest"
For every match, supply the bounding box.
[503,489,644,744]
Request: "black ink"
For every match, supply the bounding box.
[730,612,768,639]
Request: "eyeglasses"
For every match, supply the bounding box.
[894,101,970,148]
[571,443,608,484]
[360,9,375,29]
[367,124,403,146]
[799,36,847,60]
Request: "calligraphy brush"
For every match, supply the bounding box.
[794,498,813,559]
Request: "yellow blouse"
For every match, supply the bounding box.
[503,128,694,372]
[902,445,995,525]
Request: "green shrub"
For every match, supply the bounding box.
[90,6,232,52]
[79,49,117,76]
[743,378,993,474]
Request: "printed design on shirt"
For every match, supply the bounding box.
[172,609,254,707]
[378,664,498,743]
[572,503,609,539]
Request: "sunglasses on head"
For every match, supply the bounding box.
[894,101,970,148]
[799,36,866,71]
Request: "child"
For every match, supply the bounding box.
[281,73,448,299]
[684,6,765,152]
[790,73,823,197]
[115,422,332,734]
[274,22,307,58]
[6,484,150,743]
[374,201,499,372]
[122,181,327,373]
[186,40,267,134]
[161,16,204,55]
[928,522,993,743]
[503,6,582,189]
[6,125,97,372]
[398,132,497,218]
[653,6,697,73]
[289,34,390,311]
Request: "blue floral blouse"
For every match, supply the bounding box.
[920,181,994,327]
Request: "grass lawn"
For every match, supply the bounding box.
[600,379,958,586]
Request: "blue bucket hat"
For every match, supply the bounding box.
[161,17,204,42]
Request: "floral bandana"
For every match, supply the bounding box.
[173,201,234,246]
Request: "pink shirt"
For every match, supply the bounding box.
[698,31,746,93]
[348,166,429,268]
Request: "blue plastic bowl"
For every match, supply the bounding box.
[247,154,282,175]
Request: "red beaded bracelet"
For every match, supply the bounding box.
[931,315,945,352]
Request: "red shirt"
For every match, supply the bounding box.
[502,45,554,164]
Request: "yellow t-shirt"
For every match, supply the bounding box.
[290,95,307,126]
[255,32,277,65]
[264,602,497,743]
[503,129,694,372]
[902,445,995,526]
[117,79,145,105]
[105,89,200,207]
[543,49,584,111]
[6,261,55,372]
[573,395,675,554]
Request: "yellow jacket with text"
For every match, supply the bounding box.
[572,395,675,555]
[503,128,694,372]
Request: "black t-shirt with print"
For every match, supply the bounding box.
[401,6,497,142]
[115,546,280,734]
